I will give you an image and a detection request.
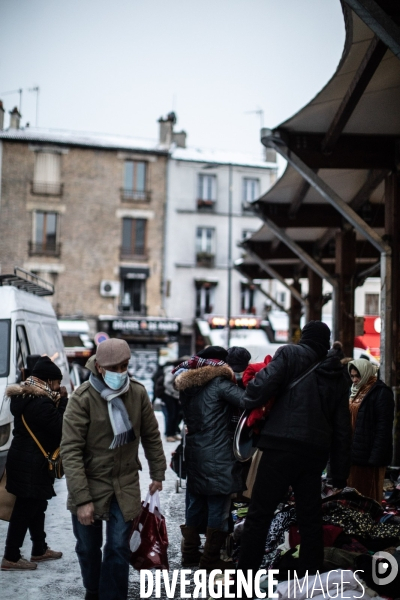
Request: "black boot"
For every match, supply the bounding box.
[85,591,99,600]
[199,527,230,572]
[180,524,201,567]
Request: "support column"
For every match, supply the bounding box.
[335,229,356,356]
[307,268,323,322]
[385,173,400,464]
[290,279,302,343]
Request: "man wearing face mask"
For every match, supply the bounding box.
[61,338,166,600]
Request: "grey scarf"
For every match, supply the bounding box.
[89,373,136,449]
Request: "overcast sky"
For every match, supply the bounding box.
[0,0,345,157]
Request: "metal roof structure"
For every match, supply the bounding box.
[236,0,400,401]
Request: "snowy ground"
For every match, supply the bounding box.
[0,412,191,600]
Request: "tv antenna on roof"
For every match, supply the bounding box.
[28,86,40,126]
[245,107,264,129]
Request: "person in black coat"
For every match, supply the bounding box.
[348,358,394,502]
[1,356,68,571]
[235,321,352,590]
[174,346,245,571]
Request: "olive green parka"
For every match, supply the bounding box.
[61,356,166,521]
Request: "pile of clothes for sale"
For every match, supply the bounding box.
[228,482,400,599]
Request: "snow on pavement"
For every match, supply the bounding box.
[0,412,189,600]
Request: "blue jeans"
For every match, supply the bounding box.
[186,491,231,532]
[72,497,132,600]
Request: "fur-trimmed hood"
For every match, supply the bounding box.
[6,383,53,399]
[175,364,234,392]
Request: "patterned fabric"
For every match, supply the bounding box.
[171,356,226,374]
[260,506,297,569]
[23,376,60,401]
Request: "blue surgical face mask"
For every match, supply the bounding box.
[103,370,128,390]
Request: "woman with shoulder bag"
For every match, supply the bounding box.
[1,356,68,571]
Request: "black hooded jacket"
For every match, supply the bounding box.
[351,379,394,466]
[5,383,68,499]
[175,365,245,495]
[243,343,352,485]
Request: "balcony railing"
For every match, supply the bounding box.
[118,303,147,316]
[120,247,147,261]
[242,201,257,214]
[197,199,216,211]
[120,188,151,202]
[31,181,63,196]
[29,241,61,257]
[196,252,215,268]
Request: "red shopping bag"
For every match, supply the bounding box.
[129,491,169,571]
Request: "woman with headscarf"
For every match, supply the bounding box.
[348,358,394,502]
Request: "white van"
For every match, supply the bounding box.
[0,269,71,476]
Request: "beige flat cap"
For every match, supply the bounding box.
[96,338,131,367]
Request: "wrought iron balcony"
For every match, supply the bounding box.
[120,188,151,202]
[29,241,61,257]
[196,252,215,268]
[197,199,216,211]
[31,181,63,196]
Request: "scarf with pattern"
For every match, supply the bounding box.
[23,376,60,402]
[171,355,226,374]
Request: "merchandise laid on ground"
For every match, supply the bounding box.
[221,472,400,598]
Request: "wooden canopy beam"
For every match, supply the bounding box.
[343,0,400,60]
[280,132,397,169]
[321,36,387,154]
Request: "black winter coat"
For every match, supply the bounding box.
[244,343,352,484]
[175,365,245,495]
[351,380,394,466]
[6,383,67,499]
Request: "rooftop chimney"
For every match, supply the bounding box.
[158,111,176,146]
[9,106,21,129]
[0,101,4,130]
[172,130,187,148]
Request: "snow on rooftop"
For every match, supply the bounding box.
[0,126,164,153]
[171,145,277,169]
[0,126,278,168]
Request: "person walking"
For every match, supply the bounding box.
[347,358,394,502]
[236,321,351,589]
[61,338,166,600]
[1,356,67,571]
[174,346,245,571]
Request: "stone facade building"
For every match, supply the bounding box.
[0,105,168,325]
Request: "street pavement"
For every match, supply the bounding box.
[0,412,192,600]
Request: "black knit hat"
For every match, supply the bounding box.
[32,356,63,381]
[197,345,228,361]
[226,346,251,372]
[300,320,331,357]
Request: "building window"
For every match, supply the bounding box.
[196,227,215,267]
[29,211,60,256]
[365,293,379,315]
[195,282,216,318]
[32,152,62,195]
[121,218,147,258]
[120,279,146,314]
[277,291,286,305]
[242,178,260,212]
[241,283,256,314]
[197,174,216,210]
[122,161,149,201]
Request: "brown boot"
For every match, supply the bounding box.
[1,557,37,571]
[31,547,63,562]
[180,524,201,567]
[199,527,231,572]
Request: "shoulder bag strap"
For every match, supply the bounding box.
[286,358,325,392]
[21,415,48,458]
